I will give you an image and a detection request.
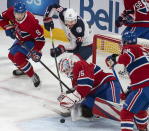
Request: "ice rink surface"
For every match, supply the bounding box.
[0,30,141,131]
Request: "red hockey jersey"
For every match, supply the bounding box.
[0,7,45,51]
[124,0,149,27]
[72,61,116,98]
[118,44,149,90]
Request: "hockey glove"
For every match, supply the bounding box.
[43,17,54,31]
[50,45,65,57]
[122,15,134,24]
[105,54,118,68]
[58,91,82,109]
[30,51,42,62]
[5,26,16,39]
[115,16,124,27]
[115,12,134,27]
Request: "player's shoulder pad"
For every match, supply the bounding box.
[73,63,84,75]
[26,12,39,24]
[71,17,85,37]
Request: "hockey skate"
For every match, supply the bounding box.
[13,69,25,76]
[31,73,40,87]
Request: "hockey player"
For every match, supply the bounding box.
[43,4,92,60]
[0,1,45,87]
[116,0,149,40]
[57,56,121,120]
[105,32,149,131]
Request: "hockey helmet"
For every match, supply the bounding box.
[64,8,77,22]
[58,56,80,78]
[14,1,26,13]
[122,31,137,45]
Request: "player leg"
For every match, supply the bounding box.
[134,110,148,131]
[94,80,121,103]
[8,41,25,76]
[121,87,149,131]
[9,41,40,87]
[91,80,121,120]
[74,45,92,60]
[79,80,121,118]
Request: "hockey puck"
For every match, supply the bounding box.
[60,118,65,123]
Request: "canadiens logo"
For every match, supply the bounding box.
[76,27,82,33]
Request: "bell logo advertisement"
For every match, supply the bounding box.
[7,0,59,16]
[80,0,123,33]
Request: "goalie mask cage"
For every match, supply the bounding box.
[92,34,121,64]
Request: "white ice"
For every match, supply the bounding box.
[0,30,141,131]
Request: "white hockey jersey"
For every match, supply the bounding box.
[44,4,92,51]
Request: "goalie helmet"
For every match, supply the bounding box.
[64,8,77,22]
[59,58,74,78]
[14,1,26,13]
[58,56,80,78]
[122,31,137,45]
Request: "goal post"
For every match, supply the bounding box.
[92,34,121,64]
[92,34,149,64]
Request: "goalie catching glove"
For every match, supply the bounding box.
[50,45,65,57]
[58,90,82,109]
[43,17,54,31]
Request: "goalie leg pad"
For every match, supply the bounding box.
[93,97,121,121]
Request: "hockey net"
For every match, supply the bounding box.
[92,34,149,90]
[92,34,149,64]
[92,34,121,64]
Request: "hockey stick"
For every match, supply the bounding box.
[50,29,63,93]
[21,44,72,92]
[39,60,73,93]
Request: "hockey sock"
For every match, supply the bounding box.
[134,110,148,130]
[14,52,34,77]
[121,109,134,131]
